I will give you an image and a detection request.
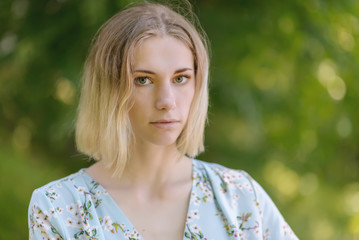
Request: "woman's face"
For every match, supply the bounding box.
[129,35,195,147]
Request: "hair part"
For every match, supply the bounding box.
[75,1,210,177]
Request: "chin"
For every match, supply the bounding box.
[152,138,178,146]
[134,130,183,147]
[146,134,180,147]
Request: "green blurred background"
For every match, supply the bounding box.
[1,0,358,239]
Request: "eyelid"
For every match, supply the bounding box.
[173,74,191,83]
[134,76,152,85]
[133,73,192,85]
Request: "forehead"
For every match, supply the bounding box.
[132,35,194,72]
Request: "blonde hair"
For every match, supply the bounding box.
[76,1,209,176]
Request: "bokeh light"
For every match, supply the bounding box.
[0,0,358,239]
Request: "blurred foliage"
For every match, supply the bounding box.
[0,0,358,239]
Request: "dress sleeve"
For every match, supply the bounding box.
[28,189,65,240]
[248,176,299,240]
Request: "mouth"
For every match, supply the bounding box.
[150,119,180,129]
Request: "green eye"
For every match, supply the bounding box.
[174,76,187,84]
[135,77,151,85]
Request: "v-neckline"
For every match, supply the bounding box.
[81,159,197,240]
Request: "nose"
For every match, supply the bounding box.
[155,82,176,110]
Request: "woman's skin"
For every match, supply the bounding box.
[86,35,196,240]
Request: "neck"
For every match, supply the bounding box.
[86,142,193,201]
[117,142,191,188]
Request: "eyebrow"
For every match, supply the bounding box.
[133,67,193,74]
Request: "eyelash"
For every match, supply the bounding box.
[134,77,152,85]
[174,75,190,84]
[134,75,191,86]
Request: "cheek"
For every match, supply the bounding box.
[179,85,195,113]
[131,89,150,110]
[186,91,195,108]
[130,102,145,120]
[187,81,196,104]
[129,95,146,123]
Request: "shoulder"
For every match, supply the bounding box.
[191,158,264,214]
[28,169,102,215]
[192,159,299,239]
[30,169,90,202]
[192,159,277,217]
[193,158,251,179]
[28,169,107,239]
[192,159,258,195]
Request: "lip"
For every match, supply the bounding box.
[150,119,180,129]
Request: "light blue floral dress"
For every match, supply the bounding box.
[28,159,299,240]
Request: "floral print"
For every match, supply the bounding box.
[28,159,298,239]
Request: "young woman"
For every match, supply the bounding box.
[28,2,298,240]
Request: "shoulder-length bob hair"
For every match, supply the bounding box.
[76,1,209,176]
